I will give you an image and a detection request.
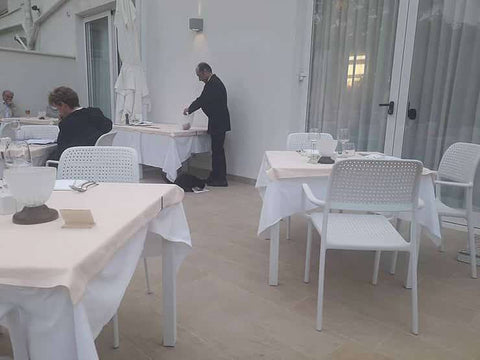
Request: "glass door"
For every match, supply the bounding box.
[395,0,480,211]
[307,0,409,153]
[85,13,115,119]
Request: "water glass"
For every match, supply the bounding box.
[4,141,32,169]
[344,142,356,157]
[338,128,350,156]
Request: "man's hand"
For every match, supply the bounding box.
[183,108,189,116]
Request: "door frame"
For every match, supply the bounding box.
[83,10,118,119]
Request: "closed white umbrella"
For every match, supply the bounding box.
[114,0,150,124]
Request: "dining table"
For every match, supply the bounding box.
[0,182,191,359]
[113,123,210,181]
[256,151,441,286]
[0,117,58,125]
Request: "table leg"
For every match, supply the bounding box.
[162,240,177,346]
[269,222,280,286]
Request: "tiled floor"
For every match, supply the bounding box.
[1,170,480,359]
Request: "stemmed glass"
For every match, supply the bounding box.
[308,128,320,162]
[338,128,350,157]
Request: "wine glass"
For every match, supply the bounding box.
[338,128,350,156]
[308,128,320,155]
[4,141,32,169]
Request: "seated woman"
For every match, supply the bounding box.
[48,86,112,160]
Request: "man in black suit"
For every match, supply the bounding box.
[184,63,230,187]
[48,86,112,160]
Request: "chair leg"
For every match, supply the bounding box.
[390,251,398,275]
[410,248,419,335]
[316,244,327,331]
[406,227,422,289]
[438,215,446,252]
[372,251,381,285]
[144,257,153,294]
[304,220,313,283]
[467,215,477,279]
[112,313,120,349]
[390,218,400,274]
[286,216,291,240]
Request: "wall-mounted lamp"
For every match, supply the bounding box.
[31,5,41,15]
[189,18,203,32]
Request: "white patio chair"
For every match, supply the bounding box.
[94,131,117,146]
[57,146,150,348]
[436,142,480,278]
[284,132,334,239]
[286,132,334,151]
[303,159,423,334]
[16,125,59,141]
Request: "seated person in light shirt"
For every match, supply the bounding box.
[1,90,16,118]
[48,86,112,160]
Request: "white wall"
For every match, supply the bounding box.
[144,0,313,179]
[0,47,80,115]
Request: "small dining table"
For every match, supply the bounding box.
[256,151,441,286]
[113,123,210,181]
[0,183,191,359]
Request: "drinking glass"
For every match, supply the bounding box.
[344,142,356,157]
[25,109,31,117]
[338,128,350,156]
[4,141,32,169]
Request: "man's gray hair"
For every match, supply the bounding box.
[2,90,14,97]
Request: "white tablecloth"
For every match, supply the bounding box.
[256,151,441,285]
[113,124,210,181]
[257,151,441,241]
[0,117,58,125]
[0,184,191,359]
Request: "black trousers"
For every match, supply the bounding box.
[210,131,227,181]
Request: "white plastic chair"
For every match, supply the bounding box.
[303,159,423,334]
[94,131,117,146]
[57,146,139,182]
[16,125,59,141]
[435,142,480,278]
[57,146,150,348]
[284,132,334,239]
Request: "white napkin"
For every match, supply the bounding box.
[25,139,56,145]
[54,180,88,191]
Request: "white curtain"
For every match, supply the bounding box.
[402,0,480,209]
[308,0,399,152]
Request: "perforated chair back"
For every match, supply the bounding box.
[16,125,59,141]
[326,159,423,213]
[57,146,139,183]
[286,132,333,151]
[95,131,117,146]
[437,142,480,184]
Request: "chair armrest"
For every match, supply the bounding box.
[435,180,472,188]
[45,160,59,167]
[302,183,326,207]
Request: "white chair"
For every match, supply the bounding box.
[16,125,59,141]
[57,146,139,182]
[284,132,334,239]
[57,146,149,348]
[436,142,480,278]
[95,131,117,146]
[303,159,423,334]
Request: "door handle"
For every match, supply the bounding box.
[407,101,417,120]
[379,101,394,115]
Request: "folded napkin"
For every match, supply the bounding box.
[25,139,56,145]
[54,179,88,191]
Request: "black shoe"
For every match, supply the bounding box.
[206,178,228,187]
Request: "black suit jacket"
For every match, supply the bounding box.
[188,74,231,133]
[54,107,112,160]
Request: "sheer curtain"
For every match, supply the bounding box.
[401,0,480,209]
[308,0,399,152]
